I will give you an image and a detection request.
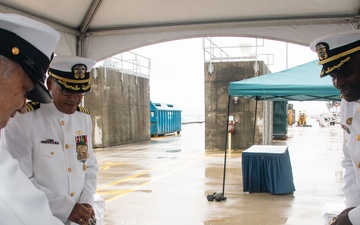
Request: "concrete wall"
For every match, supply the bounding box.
[205,61,273,151]
[85,67,151,148]
[84,62,272,150]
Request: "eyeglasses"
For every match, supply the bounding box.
[53,79,86,97]
[61,89,86,97]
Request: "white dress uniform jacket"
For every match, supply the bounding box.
[340,99,360,224]
[0,147,64,225]
[1,103,98,224]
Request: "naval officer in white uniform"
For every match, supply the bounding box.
[0,13,64,224]
[1,55,99,225]
[311,31,360,225]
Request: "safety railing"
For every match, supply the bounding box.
[202,37,274,65]
[101,51,151,79]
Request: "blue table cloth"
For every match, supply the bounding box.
[242,145,295,194]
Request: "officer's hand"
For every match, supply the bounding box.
[82,203,96,224]
[68,202,91,224]
[330,207,355,225]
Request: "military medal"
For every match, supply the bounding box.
[75,135,89,171]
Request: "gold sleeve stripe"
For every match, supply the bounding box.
[26,102,40,112]
[26,104,34,112]
[77,106,90,114]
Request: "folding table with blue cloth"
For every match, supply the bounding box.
[242,145,296,194]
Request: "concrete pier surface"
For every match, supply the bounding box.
[94,118,345,225]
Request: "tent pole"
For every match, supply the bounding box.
[207,95,229,202]
[222,95,231,196]
[253,98,258,145]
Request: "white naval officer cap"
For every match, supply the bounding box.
[309,30,360,78]
[0,13,60,103]
[48,55,96,93]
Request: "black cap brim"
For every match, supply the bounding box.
[0,28,54,103]
[26,79,52,103]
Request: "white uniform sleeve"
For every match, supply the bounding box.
[349,206,360,225]
[341,100,360,223]
[0,145,63,225]
[342,142,360,207]
[0,116,74,223]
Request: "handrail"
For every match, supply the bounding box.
[202,37,230,63]
[101,51,151,79]
[202,37,274,66]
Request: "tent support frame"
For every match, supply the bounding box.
[253,98,258,145]
[206,96,230,202]
[221,95,231,195]
[217,96,258,200]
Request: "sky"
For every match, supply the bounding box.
[130,37,328,116]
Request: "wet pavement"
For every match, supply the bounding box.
[94,118,345,225]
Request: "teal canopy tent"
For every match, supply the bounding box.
[228,60,340,101]
[220,60,340,198]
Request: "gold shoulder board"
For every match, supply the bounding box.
[26,102,41,112]
[76,106,90,115]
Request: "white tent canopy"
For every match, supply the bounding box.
[0,0,358,61]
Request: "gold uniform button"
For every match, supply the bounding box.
[68,167,72,172]
[357,162,360,169]
[51,152,54,155]
[346,118,353,125]
[65,144,70,149]
[71,192,75,196]
[12,47,19,55]
[61,121,65,126]
[357,135,360,141]
[358,108,360,113]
